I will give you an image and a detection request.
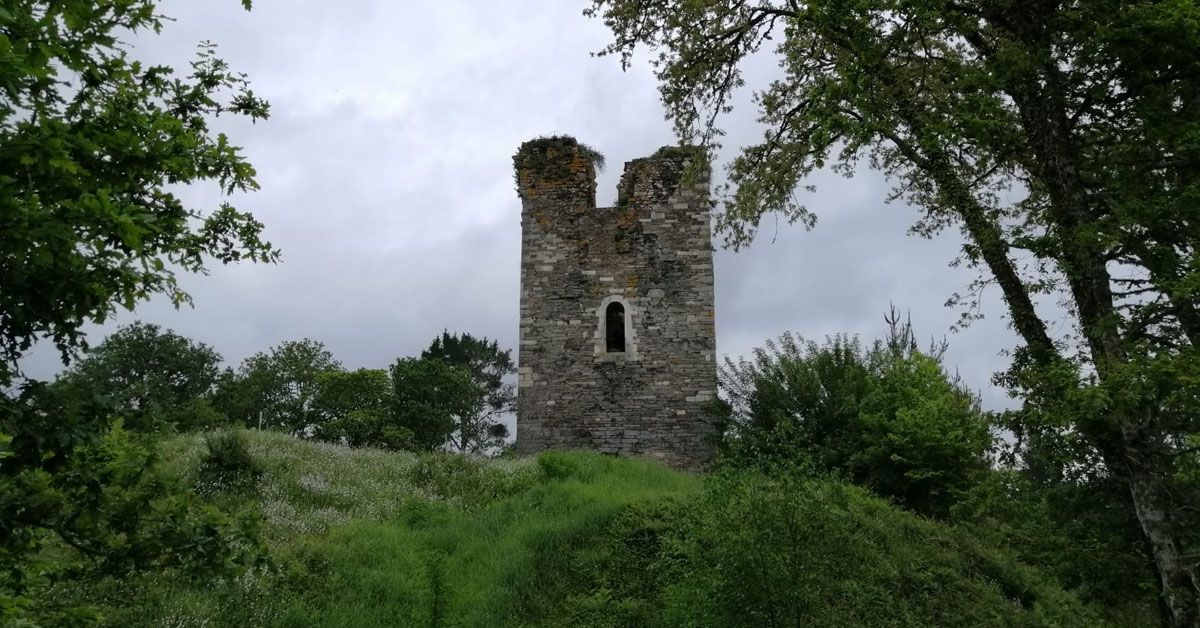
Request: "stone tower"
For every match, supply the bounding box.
[513,136,717,470]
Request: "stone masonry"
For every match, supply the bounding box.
[513,136,717,470]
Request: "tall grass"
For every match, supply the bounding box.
[77,431,1103,627]
[275,451,696,627]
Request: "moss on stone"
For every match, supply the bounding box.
[513,135,606,181]
[649,144,707,163]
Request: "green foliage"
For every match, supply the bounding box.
[0,1,275,623]
[720,327,992,517]
[587,1,1200,620]
[159,397,230,433]
[56,321,226,432]
[855,352,994,515]
[197,429,263,495]
[389,357,481,451]
[0,405,265,624]
[270,451,698,627]
[87,433,1104,627]
[312,368,394,447]
[0,1,275,375]
[326,408,413,452]
[404,451,543,510]
[164,429,429,535]
[421,331,515,452]
[953,470,1160,624]
[659,470,1095,627]
[313,369,391,422]
[217,339,343,432]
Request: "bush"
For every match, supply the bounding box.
[312,369,393,445]
[197,429,263,494]
[152,397,230,432]
[720,329,992,517]
[1,412,265,625]
[658,471,1095,627]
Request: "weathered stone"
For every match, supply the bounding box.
[513,136,717,471]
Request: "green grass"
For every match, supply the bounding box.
[274,451,696,627]
[74,430,1106,627]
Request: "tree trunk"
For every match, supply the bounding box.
[879,126,1059,366]
[1120,428,1200,627]
[963,11,1200,612]
[873,8,1198,620]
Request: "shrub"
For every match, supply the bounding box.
[323,408,415,451]
[312,369,393,445]
[658,470,1098,627]
[152,397,230,432]
[1,414,265,625]
[720,329,992,517]
[197,429,263,494]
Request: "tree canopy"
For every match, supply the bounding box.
[0,0,275,381]
[311,368,402,449]
[587,0,1200,622]
[390,357,482,452]
[58,321,224,432]
[421,331,514,453]
[218,339,342,432]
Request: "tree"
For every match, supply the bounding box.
[420,331,514,453]
[389,357,482,452]
[953,448,1162,619]
[0,1,271,621]
[720,321,992,517]
[588,1,1200,621]
[57,321,225,432]
[218,339,342,433]
[0,0,274,382]
[311,368,400,448]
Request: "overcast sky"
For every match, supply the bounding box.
[23,0,1037,410]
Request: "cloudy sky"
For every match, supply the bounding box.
[24,0,1036,410]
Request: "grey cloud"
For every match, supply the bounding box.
[22,0,1026,412]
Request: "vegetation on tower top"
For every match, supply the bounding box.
[513,135,607,180]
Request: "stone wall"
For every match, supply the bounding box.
[513,137,717,470]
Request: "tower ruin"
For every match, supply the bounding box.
[513,136,717,470]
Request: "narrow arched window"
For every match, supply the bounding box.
[605,302,626,353]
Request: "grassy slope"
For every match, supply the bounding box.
[86,431,1105,627]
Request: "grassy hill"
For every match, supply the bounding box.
[68,430,1103,627]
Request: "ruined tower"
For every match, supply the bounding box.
[513,136,717,470]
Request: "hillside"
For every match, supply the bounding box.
[68,431,1103,627]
